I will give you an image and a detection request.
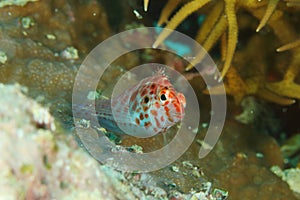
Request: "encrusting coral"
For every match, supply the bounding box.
[145,0,300,105]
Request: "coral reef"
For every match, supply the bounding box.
[147,120,296,199]
[1,83,295,199]
[0,0,111,98]
[0,83,119,199]
[1,0,300,199]
[0,0,115,124]
[271,166,300,198]
[152,0,300,105]
[0,83,233,200]
[147,1,300,198]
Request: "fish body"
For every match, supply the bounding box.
[76,70,186,138]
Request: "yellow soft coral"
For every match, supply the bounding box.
[221,0,238,81]
[144,0,149,11]
[284,0,300,7]
[149,0,299,105]
[186,2,226,71]
[256,0,280,32]
[277,38,300,52]
[157,0,181,26]
[153,0,275,81]
[152,0,211,48]
[266,49,300,99]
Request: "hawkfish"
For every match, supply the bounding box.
[74,69,186,139]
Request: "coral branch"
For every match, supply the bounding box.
[220,0,238,81]
[157,0,181,26]
[153,0,211,48]
[284,0,300,7]
[277,38,300,52]
[256,0,280,32]
[195,1,224,43]
[256,87,296,106]
[144,0,149,11]
[186,15,227,71]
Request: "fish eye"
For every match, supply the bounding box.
[160,94,167,101]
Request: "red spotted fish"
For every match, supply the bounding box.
[76,69,186,138]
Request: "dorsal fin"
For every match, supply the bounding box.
[154,67,167,77]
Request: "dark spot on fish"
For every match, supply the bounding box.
[135,118,140,125]
[143,106,149,112]
[139,113,144,120]
[144,121,152,128]
[141,89,147,97]
[144,96,149,103]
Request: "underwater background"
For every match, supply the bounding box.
[0,0,300,199]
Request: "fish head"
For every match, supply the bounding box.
[129,75,186,133]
